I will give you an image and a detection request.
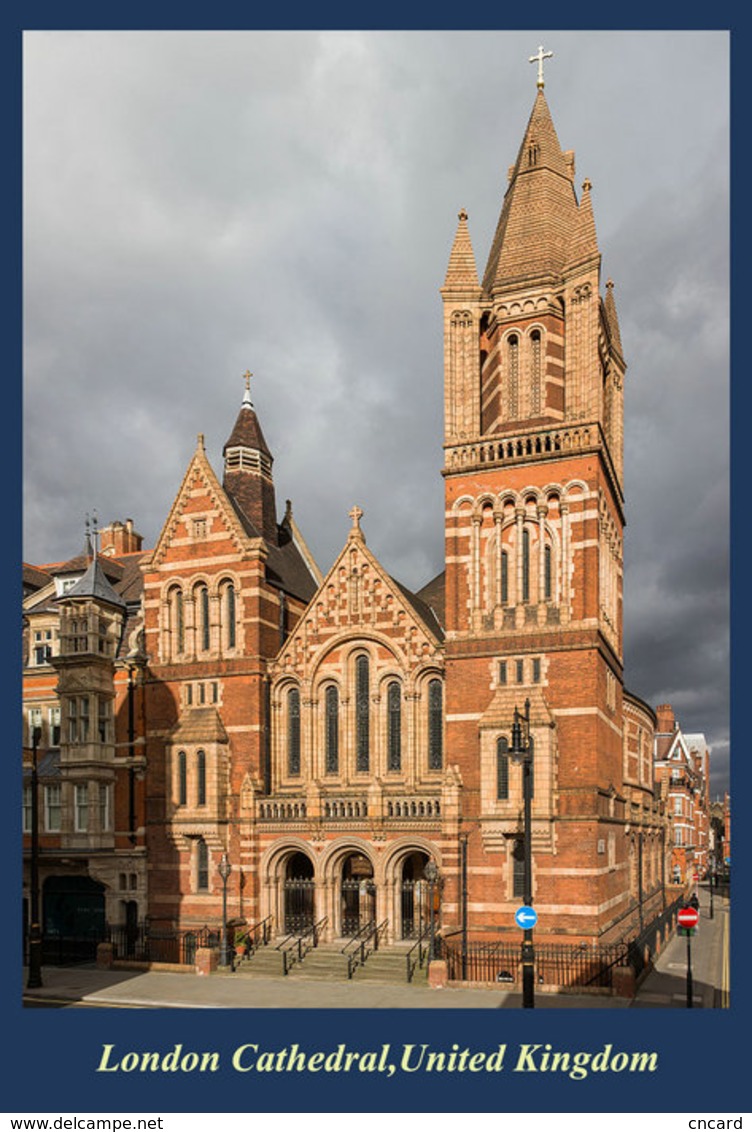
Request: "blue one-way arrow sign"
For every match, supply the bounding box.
[515,905,538,929]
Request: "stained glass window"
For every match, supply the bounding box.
[428,679,443,770]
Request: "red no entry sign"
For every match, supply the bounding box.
[678,906,700,929]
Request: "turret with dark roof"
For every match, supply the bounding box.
[222,372,279,544]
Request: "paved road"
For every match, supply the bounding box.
[22,887,728,1010]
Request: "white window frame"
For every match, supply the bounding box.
[22,783,32,833]
[74,783,89,832]
[45,783,61,832]
[99,783,111,832]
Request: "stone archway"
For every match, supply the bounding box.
[399,850,431,939]
[283,851,315,935]
[339,852,375,937]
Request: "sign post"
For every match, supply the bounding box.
[677,905,700,1008]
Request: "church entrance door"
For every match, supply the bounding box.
[284,852,314,935]
[340,853,375,937]
[400,851,430,939]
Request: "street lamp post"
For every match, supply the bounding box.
[424,860,439,961]
[27,727,43,989]
[218,853,232,969]
[708,855,714,920]
[510,698,535,1008]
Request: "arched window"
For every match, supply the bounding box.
[169,588,184,656]
[387,681,401,772]
[355,655,370,772]
[287,687,301,776]
[512,839,525,898]
[522,528,530,602]
[325,685,339,775]
[497,736,509,800]
[507,334,519,419]
[178,750,187,805]
[501,549,509,604]
[544,545,553,601]
[223,581,236,649]
[197,750,206,805]
[530,329,542,416]
[196,838,209,891]
[199,586,210,651]
[428,679,443,770]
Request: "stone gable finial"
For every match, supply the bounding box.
[348,504,365,541]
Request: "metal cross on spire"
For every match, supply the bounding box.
[242,370,254,409]
[529,44,554,89]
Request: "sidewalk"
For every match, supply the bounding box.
[22,888,728,1011]
[628,884,729,1008]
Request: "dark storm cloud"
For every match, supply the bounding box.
[22,30,729,792]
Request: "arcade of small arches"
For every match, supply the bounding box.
[452,484,585,618]
[160,576,239,660]
[270,648,444,787]
[259,839,442,943]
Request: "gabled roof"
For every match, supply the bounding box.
[415,570,446,632]
[23,563,52,593]
[272,511,444,677]
[227,494,319,603]
[390,577,445,643]
[144,434,258,571]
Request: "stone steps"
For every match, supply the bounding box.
[233,940,428,985]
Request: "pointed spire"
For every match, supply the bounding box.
[482,89,578,293]
[604,279,624,358]
[443,209,480,291]
[224,371,272,459]
[565,177,600,272]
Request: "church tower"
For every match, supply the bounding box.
[442,56,630,943]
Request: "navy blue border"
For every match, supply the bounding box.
[6,2,745,1115]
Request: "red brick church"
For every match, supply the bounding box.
[23,71,670,959]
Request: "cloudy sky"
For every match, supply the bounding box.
[22,30,730,794]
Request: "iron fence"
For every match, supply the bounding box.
[443,896,687,990]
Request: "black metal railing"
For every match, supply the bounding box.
[106,922,220,965]
[277,916,328,975]
[405,923,432,983]
[235,915,274,958]
[443,895,690,990]
[343,918,388,979]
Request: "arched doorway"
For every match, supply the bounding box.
[340,852,375,937]
[400,851,430,939]
[284,851,314,934]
